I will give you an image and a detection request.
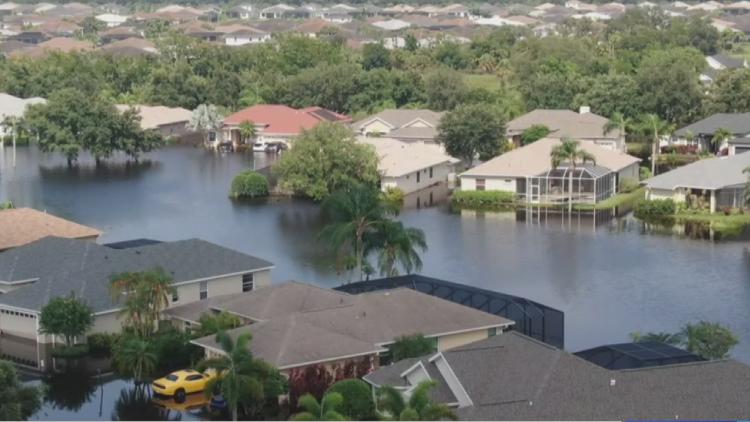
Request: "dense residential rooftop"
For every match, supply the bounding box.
[0,207,100,251]
[0,236,273,312]
[644,152,750,190]
[365,331,750,420]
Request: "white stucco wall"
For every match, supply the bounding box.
[460,176,517,192]
[646,187,686,203]
[382,163,452,194]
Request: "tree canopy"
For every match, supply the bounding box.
[38,293,94,347]
[437,103,506,164]
[274,123,379,201]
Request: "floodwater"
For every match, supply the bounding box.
[1,145,750,365]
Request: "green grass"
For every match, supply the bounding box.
[575,188,645,211]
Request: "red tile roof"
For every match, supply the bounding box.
[223,104,350,135]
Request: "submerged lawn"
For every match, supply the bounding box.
[575,188,646,211]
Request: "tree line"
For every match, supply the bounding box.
[0,9,745,129]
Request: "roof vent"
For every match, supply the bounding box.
[609,378,616,387]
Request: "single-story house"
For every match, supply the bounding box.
[674,113,750,152]
[459,138,640,204]
[644,152,750,212]
[179,281,513,374]
[0,236,273,358]
[95,13,129,27]
[364,331,750,419]
[116,104,195,140]
[97,37,158,57]
[0,93,45,136]
[352,109,444,143]
[0,207,100,252]
[358,137,459,194]
[218,25,270,45]
[701,53,747,84]
[507,107,625,151]
[218,104,351,148]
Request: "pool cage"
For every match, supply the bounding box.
[518,164,616,205]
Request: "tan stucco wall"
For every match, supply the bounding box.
[437,329,490,351]
[89,312,123,336]
[361,120,392,135]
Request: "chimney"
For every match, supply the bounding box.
[579,106,591,114]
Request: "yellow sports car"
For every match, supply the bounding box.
[152,369,217,400]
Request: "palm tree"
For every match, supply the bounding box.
[319,185,398,282]
[291,392,346,421]
[366,220,427,277]
[113,336,157,386]
[549,138,596,212]
[376,380,457,421]
[198,331,273,421]
[238,120,257,145]
[110,268,175,338]
[639,114,672,176]
[711,127,733,154]
[603,112,630,148]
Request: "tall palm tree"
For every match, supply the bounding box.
[238,120,257,144]
[365,220,427,277]
[603,112,630,148]
[549,138,596,212]
[292,392,346,421]
[639,114,672,176]
[319,186,397,282]
[376,380,457,421]
[113,336,157,386]
[110,268,175,338]
[711,127,733,154]
[198,331,273,421]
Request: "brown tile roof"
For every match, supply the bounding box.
[0,208,101,250]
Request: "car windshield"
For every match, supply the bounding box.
[166,374,179,381]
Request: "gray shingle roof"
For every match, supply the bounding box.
[710,53,745,69]
[0,237,273,313]
[644,152,750,190]
[506,109,619,140]
[367,331,750,420]
[675,113,750,137]
[352,109,443,132]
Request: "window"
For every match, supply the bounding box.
[242,273,254,292]
[429,166,433,178]
[488,327,498,337]
[186,374,203,381]
[476,178,486,191]
[199,281,208,300]
[172,290,179,303]
[416,171,421,183]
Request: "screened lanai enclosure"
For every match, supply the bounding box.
[517,164,617,205]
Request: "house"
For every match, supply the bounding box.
[115,105,195,140]
[218,104,350,148]
[674,112,750,151]
[364,331,750,420]
[0,236,273,355]
[352,109,444,143]
[643,152,750,212]
[0,208,100,252]
[8,30,49,44]
[260,3,296,19]
[371,19,412,31]
[701,53,748,83]
[459,138,640,205]
[97,37,157,56]
[0,92,45,135]
[216,24,270,45]
[507,107,625,151]
[180,281,513,374]
[100,25,141,43]
[358,137,459,194]
[12,37,93,58]
[95,13,129,28]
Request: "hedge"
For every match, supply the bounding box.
[229,170,269,199]
[634,198,676,219]
[451,190,516,210]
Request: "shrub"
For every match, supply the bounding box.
[639,166,652,180]
[618,178,640,194]
[390,333,437,362]
[451,190,516,210]
[229,170,269,199]
[634,198,676,219]
[327,379,376,421]
[51,344,89,359]
[152,327,202,372]
[381,187,405,207]
[87,333,119,358]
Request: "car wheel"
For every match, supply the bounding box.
[175,388,186,403]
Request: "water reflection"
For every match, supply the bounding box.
[42,369,98,412]
[113,387,177,421]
